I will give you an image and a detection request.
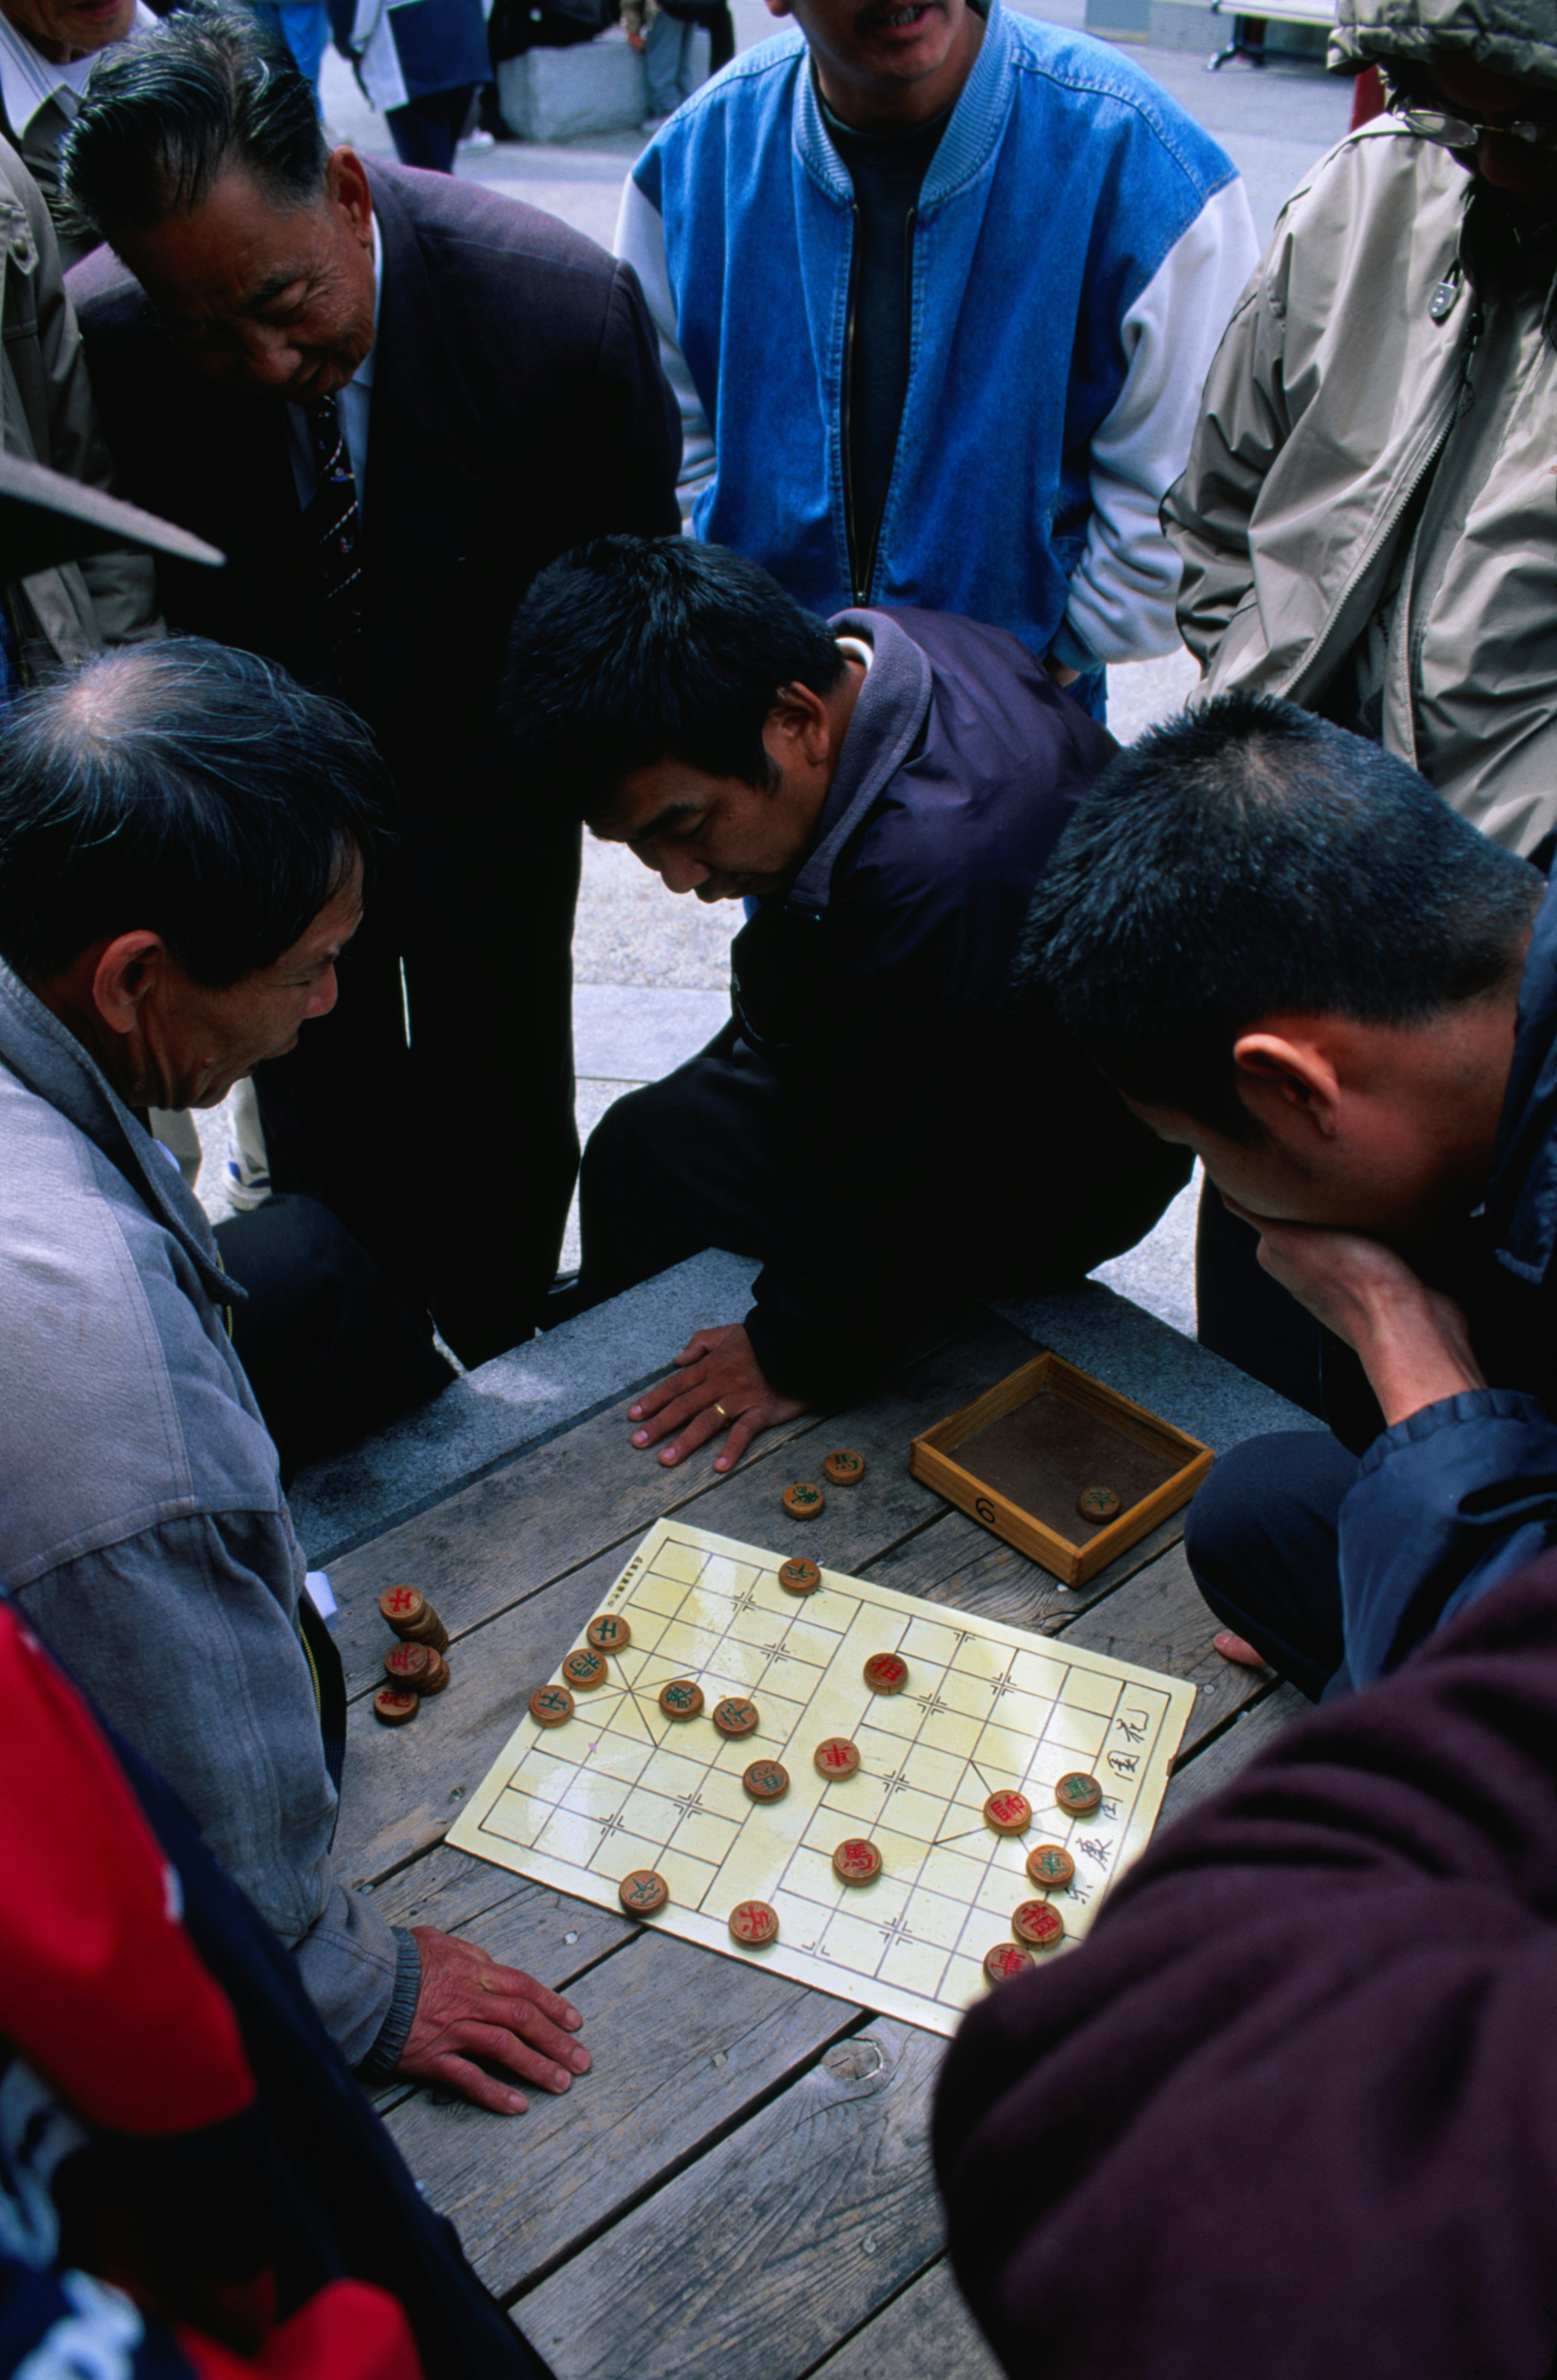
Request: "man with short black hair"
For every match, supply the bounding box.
[1019,690,1550,1697]
[0,637,594,2109]
[64,1,681,1366]
[504,536,1188,1465]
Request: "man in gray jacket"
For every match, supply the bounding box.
[0,129,159,680]
[1167,0,1557,1403]
[0,637,592,2111]
[1168,0,1557,862]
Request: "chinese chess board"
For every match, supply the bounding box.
[448,1517,1196,2037]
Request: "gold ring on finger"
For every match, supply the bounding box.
[713,1401,730,1421]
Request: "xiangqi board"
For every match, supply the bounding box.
[447,1516,1196,2037]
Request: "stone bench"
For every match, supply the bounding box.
[287,1250,1315,1566]
[497,27,709,142]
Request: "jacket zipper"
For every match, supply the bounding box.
[856,202,917,607]
[1403,298,1488,763]
[842,202,865,601]
[842,200,919,607]
[1276,290,1484,704]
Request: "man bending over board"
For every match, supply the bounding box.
[0,640,590,2113]
[1019,690,1552,1700]
[503,535,1187,1463]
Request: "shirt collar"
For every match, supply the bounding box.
[0,0,153,137]
[352,213,384,393]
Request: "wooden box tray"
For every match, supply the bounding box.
[909,1352,1214,1587]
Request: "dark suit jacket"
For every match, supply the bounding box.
[67,159,682,823]
[66,165,680,1360]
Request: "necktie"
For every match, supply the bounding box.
[302,395,362,690]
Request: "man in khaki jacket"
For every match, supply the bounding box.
[1167,0,1557,864]
[0,129,158,679]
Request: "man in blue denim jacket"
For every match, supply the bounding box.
[1021,689,1557,1700]
[615,0,1256,712]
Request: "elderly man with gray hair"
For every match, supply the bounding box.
[0,636,594,2113]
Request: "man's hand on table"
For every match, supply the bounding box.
[628,1321,807,1469]
[395,1928,591,2116]
[1223,1197,1485,1426]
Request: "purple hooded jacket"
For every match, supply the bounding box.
[933,1553,1557,2380]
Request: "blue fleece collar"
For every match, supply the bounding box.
[791,0,1015,210]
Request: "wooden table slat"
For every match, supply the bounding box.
[805,2257,1002,2380]
[335,1495,1251,1883]
[326,1300,1310,2380]
[362,1844,633,1980]
[1057,1542,1270,1766]
[328,1319,1038,1703]
[873,1498,1186,1630]
[1157,1677,1309,1828]
[517,2019,944,2380]
[383,1929,857,2297]
[336,1540,660,1878]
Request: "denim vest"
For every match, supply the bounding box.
[632,3,1240,657]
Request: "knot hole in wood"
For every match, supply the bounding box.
[824,2037,886,2086]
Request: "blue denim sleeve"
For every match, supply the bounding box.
[1339,1388,1557,1688]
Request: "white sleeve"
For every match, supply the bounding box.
[1055,176,1260,670]
[614,172,715,524]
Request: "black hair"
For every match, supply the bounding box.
[1016,690,1541,1140]
[62,0,327,238]
[500,536,849,817]
[0,638,392,987]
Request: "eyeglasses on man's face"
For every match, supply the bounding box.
[1383,69,1557,153]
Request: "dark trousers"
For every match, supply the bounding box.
[216,1193,453,1480]
[1183,1428,1359,1700]
[704,2,733,69]
[256,825,581,1370]
[385,84,478,171]
[577,1021,776,1306]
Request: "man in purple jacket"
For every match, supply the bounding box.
[934,1551,1557,2380]
[501,535,1188,1467]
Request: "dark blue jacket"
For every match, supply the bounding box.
[735,606,1189,1400]
[1338,871,1557,1688]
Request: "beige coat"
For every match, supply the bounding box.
[0,137,159,672]
[1166,117,1557,855]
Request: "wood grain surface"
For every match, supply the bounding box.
[519,2019,944,2380]
[384,1928,857,2296]
[325,1307,1302,2380]
[808,2258,1004,2380]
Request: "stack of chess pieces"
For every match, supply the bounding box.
[372,1585,452,1724]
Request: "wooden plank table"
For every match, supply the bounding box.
[327,1306,1296,2380]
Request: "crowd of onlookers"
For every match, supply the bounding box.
[4,0,1557,2366]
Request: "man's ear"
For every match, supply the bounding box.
[90,932,166,1039]
[327,146,374,243]
[763,681,832,774]
[1231,1031,1343,1138]
[762,0,793,19]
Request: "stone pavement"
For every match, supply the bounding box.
[197,29,1350,1337]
